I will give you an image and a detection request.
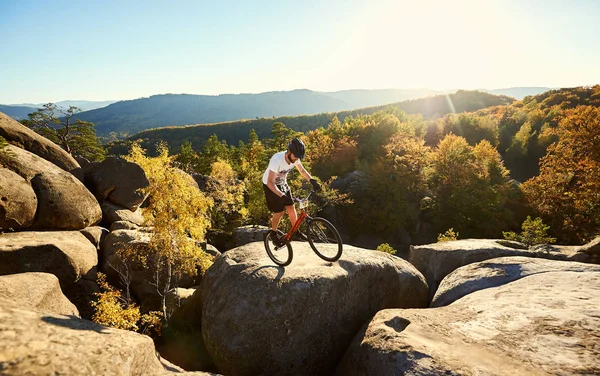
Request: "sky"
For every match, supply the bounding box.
[1,0,599,104]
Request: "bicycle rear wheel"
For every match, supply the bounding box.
[264,230,293,266]
[307,217,343,262]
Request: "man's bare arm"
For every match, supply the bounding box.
[296,163,312,181]
[266,170,285,197]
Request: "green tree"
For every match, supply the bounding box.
[196,134,230,175]
[174,141,200,174]
[21,103,106,161]
[268,122,300,152]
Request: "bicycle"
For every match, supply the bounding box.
[263,191,343,266]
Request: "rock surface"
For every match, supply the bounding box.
[100,200,145,226]
[79,226,109,250]
[0,272,79,316]
[200,242,428,376]
[432,256,600,307]
[85,156,149,210]
[0,111,82,179]
[231,225,270,247]
[0,145,101,230]
[0,231,98,318]
[337,271,600,376]
[0,298,217,375]
[409,238,595,298]
[0,167,37,229]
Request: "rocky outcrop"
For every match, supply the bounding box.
[101,200,145,226]
[0,231,98,318]
[0,298,218,375]
[409,238,596,298]
[531,235,600,264]
[84,156,149,210]
[200,242,428,376]
[100,228,198,312]
[0,144,101,230]
[0,167,37,229]
[0,111,82,179]
[110,220,142,231]
[79,226,109,251]
[431,256,600,307]
[0,272,79,316]
[232,225,270,247]
[337,271,600,375]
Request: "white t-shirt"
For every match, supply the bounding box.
[262,151,302,186]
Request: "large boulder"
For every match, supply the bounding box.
[0,298,217,375]
[0,231,99,318]
[0,167,37,229]
[231,225,270,247]
[200,242,428,376]
[0,272,79,316]
[0,111,82,179]
[431,256,600,307]
[0,145,101,230]
[409,238,595,298]
[85,156,149,210]
[100,200,145,226]
[337,271,600,375]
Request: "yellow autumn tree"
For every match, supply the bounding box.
[205,158,248,231]
[125,142,213,318]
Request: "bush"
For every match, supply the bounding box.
[376,243,397,255]
[91,273,162,336]
[503,216,556,246]
[438,228,459,242]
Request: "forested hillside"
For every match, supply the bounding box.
[116,85,598,249]
[77,89,511,137]
[108,90,512,154]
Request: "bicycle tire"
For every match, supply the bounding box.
[307,217,343,262]
[264,230,293,266]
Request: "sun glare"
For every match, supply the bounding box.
[339,0,516,90]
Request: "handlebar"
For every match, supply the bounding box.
[294,190,314,202]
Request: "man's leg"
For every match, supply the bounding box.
[271,211,285,231]
[285,204,298,227]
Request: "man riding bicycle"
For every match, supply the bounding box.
[262,138,321,246]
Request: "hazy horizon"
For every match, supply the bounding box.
[4,86,562,106]
[1,0,599,103]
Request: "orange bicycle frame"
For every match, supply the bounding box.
[282,209,309,242]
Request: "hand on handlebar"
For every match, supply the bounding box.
[280,195,294,206]
[310,178,322,192]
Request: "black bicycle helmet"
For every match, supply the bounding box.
[288,138,305,159]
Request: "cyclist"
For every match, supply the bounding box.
[263,137,321,246]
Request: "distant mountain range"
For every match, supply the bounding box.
[483,87,552,99]
[107,90,514,155]
[0,87,552,135]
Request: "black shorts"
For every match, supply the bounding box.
[263,184,292,213]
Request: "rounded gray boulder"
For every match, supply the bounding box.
[200,242,428,376]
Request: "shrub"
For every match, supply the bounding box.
[438,228,459,242]
[503,216,556,246]
[376,243,397,255]
[91,273,162,337]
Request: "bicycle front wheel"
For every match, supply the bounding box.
[307,217,343,262]
[264,230,293,266]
